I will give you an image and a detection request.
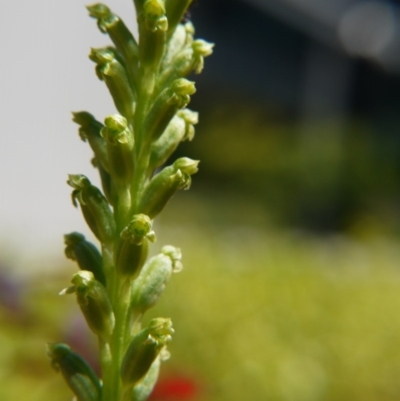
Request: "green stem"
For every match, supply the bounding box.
[103,277,132,401]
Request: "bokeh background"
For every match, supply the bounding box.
[2,0,400,400]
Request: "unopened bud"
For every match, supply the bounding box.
[90,48,135,119]
[72,112,109,173]
[138,158,199,218]
[131,357,161,401]
[87,4,139,87]
[48,343,102,401]
[62,271,115,341]
[120,214,155,244]
[143,0,168,31]
[138,0,168,69]
[191,39,214,73]
[117,215,155,278]
[173,157,199,176]
[148,109,197,171]
[130,246,182,313]
[68,175,115,244]
[162,22,193,70]
[101,114,134,184]
[121,318,173,386]
[143,79,196,144]
[64,232,106,286]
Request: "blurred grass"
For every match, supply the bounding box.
[2,209,400,401]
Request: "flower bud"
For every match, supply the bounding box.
[173,156,199,176]
[143,79,196,144]
[162,22,193,69]
[191,39,214,74]
[62,271,115,341]
[165,0,193,36]
[138,0,168,69]
[48,343,102,401]
[64,232,106,286]
[138,158,199,218]
[116,214,156,278]
[143,0,168,32]
[89,48,135,120]
[131,357,161,401]
[68,175,116,244]
[72,111,109,172]
[87,4,139,86]
[130,246,182,314]
[177,108,198,141]
[101,114,134,184]
[166,38,214,82]
[121,318,173,386]
[148,109,197,171]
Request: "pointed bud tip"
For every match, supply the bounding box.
[104,114,128,131]
[121,214,156,244]
[71,111,95,126]
[161,245,183,272]
[67,174,91,190]
[173,157,199,175]
[171,79,196,96]
[89,47,115,64]
[64,232,85,246]
[47,343,71,358]
[148,317,174,338]
[71,270,95,288]
[86,3,110,18]
[193,40,215,57]
[178,109,199,125]
[144,0,166,17]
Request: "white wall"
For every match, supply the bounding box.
[0,0,137,271]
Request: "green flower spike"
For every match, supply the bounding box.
[101,114,134,184]
[139,157,199,218]
[48,343,102,401]
[64,232,106,286]
[61,271,115,341]
[67,174,116,244]
[116,214,156,278]
[54,1,212,399]
[121,318,174,387]
[130,245,182,314]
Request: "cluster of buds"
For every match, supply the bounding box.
[50,1,213,401]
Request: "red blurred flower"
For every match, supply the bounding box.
[150,375,198,400]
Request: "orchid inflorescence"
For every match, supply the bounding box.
[47,1,213,400]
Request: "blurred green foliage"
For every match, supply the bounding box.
[3,220,400,401]
[180,103,400,234]
[153,223,400,401]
